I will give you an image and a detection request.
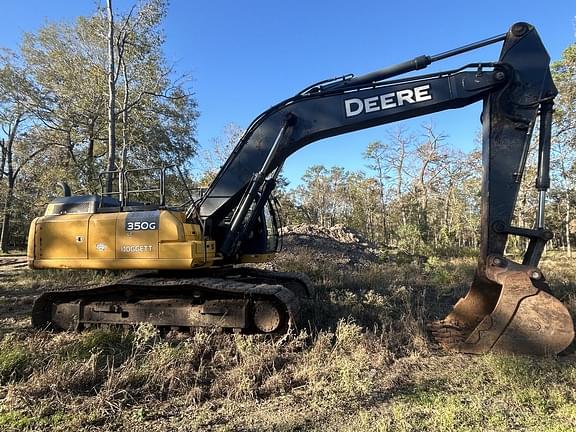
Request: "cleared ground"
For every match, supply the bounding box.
[0,236,575,431]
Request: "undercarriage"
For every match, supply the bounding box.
[32,268,311,335]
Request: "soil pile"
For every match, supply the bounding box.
[277,223,380,266]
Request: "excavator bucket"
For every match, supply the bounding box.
[430,257,574,355]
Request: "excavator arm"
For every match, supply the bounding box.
[197,23,552,263]
[193,22,573,354]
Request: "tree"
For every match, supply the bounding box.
[341,171,381,242]
[410,123,449,238]
[289,165,348,227]
[106,0,117,193]
[198,123,244,185]
[551,43,576,257]
[0,53,47,252]
[0,1,199,251]
[21,17,111,191]
[363,140,389,243]
[19,0,198,192]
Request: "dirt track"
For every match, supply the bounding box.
[0,255,28,271]
[0,256,34,336]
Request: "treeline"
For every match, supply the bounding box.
[0,0,198,251]
[279,125,483,256]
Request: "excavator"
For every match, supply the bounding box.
[27,22,574,355]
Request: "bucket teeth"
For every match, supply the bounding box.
[427,320,469,350]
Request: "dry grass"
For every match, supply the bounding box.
[0,254,575,431]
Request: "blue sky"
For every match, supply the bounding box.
[1,1,574,187]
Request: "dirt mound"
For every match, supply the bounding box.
[282,224,374,246]
[278,223,380,266]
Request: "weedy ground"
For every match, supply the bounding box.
[0,252,575,431]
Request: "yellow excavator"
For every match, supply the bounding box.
[28,22,574,355]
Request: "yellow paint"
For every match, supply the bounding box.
[36,214,89,259]
[30,257,214,270]
[88,213,116,259]
[28,209,216,270]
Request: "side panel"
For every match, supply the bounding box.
[116,211,159,260]
[30,209,218,269]
[35,214,89,259]
[88,213,117,259]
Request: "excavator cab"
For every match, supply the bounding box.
[212,196,282,261]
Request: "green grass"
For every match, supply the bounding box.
[60,329,134,363]
[0,410,72,431]
[327,354,576,432]
[0,340,30,384]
